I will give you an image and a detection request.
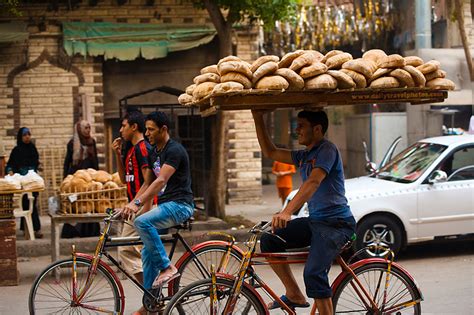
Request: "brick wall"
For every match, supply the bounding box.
[0,0,263,206]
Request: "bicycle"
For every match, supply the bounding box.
[165,221,423,314]
[28,209,245,314]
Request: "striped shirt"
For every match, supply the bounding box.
[124,139,151,201]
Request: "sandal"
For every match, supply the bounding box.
[268,295,310,310]
[151,270,180,290]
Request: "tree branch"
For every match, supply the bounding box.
[202,0,227,38]
[455,0,474,81]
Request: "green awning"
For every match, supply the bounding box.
[63,22,216,61]
[0,22,28,43]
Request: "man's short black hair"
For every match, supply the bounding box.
[146,111,171,130]
[297,110,329,135]
[124,110,145,133]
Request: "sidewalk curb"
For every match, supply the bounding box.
[16,218,251,258]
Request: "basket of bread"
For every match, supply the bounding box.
[59,169,127,215]
[178,49,454,115]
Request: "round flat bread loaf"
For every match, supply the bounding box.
[403,66,426,87]
[369,68,392,83]
[325,52,353,69]
[425,69,446,81]
[74,170,92,183]
[178,93,193,105]
[390,68,415,87]
[93,170,113,183]
[218,61,252,79]
[185,84,196,95]
[377,54,406,68]
[217,55,241,66]
[212,82,244,94]
[369,76,400,89]
[255,75,289,90]
[304,50,324,60]
[275,68,304,90]
[299,62,328,79]
[289,52,322,72]
[342,58,376,79]
[193,73,220,85]
[200,64,219,75]
[404,56,424,67]
[278,50,305,68]
[321,50,344,63]
[416,60,441,74]
[362,49,387,63]
[192,82,217,100]
[250,55,279,73]
[340,68,367,88]
[426,78,455,90]
[327,70,356,89]
[304,74,337,90]
[221,72,252,89]
[252,61,279,84]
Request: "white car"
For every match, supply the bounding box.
[285,134,474,257]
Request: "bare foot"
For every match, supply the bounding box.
[152,265,179,289]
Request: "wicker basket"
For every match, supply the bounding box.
[0,193,14,219]
[59,187,128,215]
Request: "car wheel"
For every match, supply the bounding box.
[355,215,403,258]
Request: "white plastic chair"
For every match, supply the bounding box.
[13,192,35,240]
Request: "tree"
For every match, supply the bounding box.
[192,0,298,218]
[454,0,474,81]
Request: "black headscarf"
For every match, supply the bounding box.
[6,127,39,175]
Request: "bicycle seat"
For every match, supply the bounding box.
[169,217,194,231]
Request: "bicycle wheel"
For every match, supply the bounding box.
[332,262,421,314]
[29,257,123,314]
[165,277,266,314]
[173,244,243,294]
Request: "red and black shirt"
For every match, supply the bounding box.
[124,139,151,201]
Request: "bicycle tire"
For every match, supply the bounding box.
[173,243,244,295]
[29,257,123,314]
[165,277,266,314]
[332,262,421,314]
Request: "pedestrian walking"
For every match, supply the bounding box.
[272,159,296,204]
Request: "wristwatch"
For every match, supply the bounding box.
[134,199,142,207]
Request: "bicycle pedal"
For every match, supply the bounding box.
[142,289,164,313]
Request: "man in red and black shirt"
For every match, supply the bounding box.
[112,110,153,315]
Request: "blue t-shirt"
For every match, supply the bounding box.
[291,139,352,220]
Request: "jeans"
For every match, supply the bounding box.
[134,201,194,289]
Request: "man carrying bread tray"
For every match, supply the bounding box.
[252,109,356,315]
[112,110,154,315]
[117,111,194,295]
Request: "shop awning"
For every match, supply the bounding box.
[0,22,28,43]
[63,22,216,61]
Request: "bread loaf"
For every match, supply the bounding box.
[221,72,252,89]
[212,82,244,94]
[193,73,220,85]
[192,82,217,100]
[93,170,113,183]
[404,56,424,67]
[200,64,219,75]
[341,58,376,79]
[369,68,392,83]
[87,181,104,192]
[275,68,305,90]
[362,49,387,63]
[178,93,193,105]
[70,177,89,192]
[299,62,328,79]
[290,52,322,72]
[278,50,305,68]
[325,52,353,69]
[390,69,415,87]
[185,84,196,95]
[74,170,92,183]
[252,61,279,84]
[255,75,289,90]
[104,181,120,189]
[250,55,279,73]
[369,76,400,88]
[321,50,344,63]
[377,54,406,68]
[416,60,441,74]
[217,55,241,66]
[96,200,112,213]
[403,66,426,87]
[425,69,446,81]
[218,61,252,79]
[426,78,455,90]
[340,69,367,88]
[304,74,338,90]
[112,172,123,186]
[327,70,356,89]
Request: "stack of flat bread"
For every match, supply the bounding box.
[178,49,455,105]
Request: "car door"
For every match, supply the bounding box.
[417,144,474,239]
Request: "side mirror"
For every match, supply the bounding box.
[365,162,377,173]
[428,170,447,184]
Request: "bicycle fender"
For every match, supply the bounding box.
[76,253,126,310]
[331,258,422,297]
[215,273,270,315]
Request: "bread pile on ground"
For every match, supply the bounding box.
[178,49,455,105]
[59,169,126,214]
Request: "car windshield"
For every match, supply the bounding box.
[375,142,447,183]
